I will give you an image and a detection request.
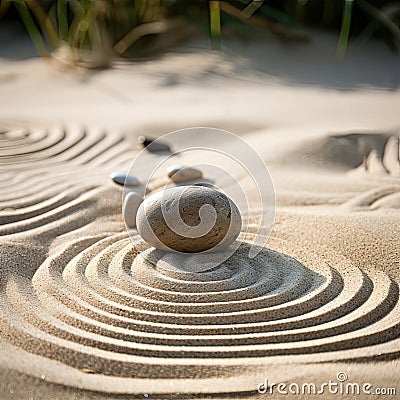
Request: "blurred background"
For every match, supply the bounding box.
[1,0,400,63]
[0,0,399,132]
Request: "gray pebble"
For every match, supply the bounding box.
[167,165,203,183]
[136,186,241,252]
[138,136,171,153]
[110,171,140,186]
[123,192,143,228]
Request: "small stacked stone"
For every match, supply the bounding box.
[167,165,203,183]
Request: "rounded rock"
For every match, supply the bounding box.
[123,192,143,228]
[136,186,241,252]
[110,171,140,187]
[167,165,203,183]
[138,136,171,153]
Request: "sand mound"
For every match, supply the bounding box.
[286,132,400,174]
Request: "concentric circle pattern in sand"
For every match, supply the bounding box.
[1,232,400,386]
[1,125,399,394]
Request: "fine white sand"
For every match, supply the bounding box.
[0,31,399,399]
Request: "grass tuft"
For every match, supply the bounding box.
[2,0,399,66]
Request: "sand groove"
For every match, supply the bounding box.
[0,125,132,239]
[1,232,399,375]
[0,125,134,168]
[0,125,399,394]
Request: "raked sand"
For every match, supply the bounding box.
[0,31,399,398]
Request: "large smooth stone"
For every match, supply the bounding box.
[167,165,203,183]
[136,186,241,252]
[123,192,143,228]
[110,171,139,186]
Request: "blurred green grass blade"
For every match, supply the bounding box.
[24,0,59,48]
[336,0,354,58]
[13,1,48,56]
[76,1,94,50]
[209,0,221,50]
[67,0,85,46]
[135,0,147,20]
[57,0,68,40]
